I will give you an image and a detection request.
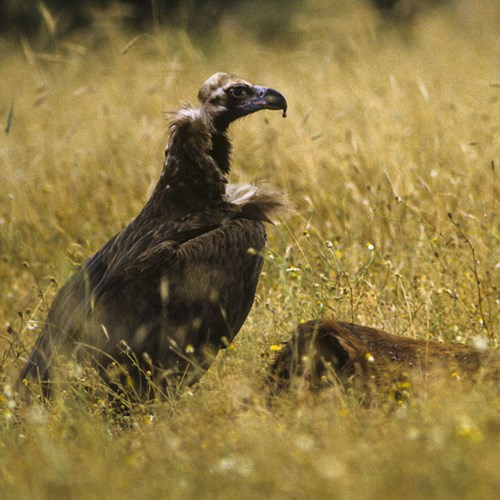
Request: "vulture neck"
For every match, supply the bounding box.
[147,107,232,214]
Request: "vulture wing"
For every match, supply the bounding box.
[89,206,246,303]
[18,205,268,396]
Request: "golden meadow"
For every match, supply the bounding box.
[0,1,498,497]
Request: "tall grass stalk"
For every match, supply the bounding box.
[0,1,498,497]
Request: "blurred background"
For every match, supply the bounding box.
[0,0,471,41]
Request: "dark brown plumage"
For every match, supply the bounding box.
[269,320,498,396]
[17,72,287,400]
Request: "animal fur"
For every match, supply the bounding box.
[269,319,498,397]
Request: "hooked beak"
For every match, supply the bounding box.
[239,86,288,118]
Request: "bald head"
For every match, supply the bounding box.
[196,72,287,130]
[198,72,249,103]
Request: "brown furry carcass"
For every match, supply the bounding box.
[17,73,287,400]
[269,320,498,397]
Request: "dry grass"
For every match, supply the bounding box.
[0,0,499,498]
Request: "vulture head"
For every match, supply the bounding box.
[198,72,287,131]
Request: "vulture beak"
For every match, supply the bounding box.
[239,86,288,117]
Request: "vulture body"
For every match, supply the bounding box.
[17,73,287,400]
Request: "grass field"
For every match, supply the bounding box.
[0,0,499,498]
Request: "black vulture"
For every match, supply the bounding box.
[17,72,287,400]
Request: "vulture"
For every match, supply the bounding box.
[269,320,499,397]
[17,72,287,400]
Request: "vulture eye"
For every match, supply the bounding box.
[229,86,247,98]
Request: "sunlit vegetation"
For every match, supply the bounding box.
[0,0,498,497]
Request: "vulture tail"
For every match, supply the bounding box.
[16,327,67,399]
